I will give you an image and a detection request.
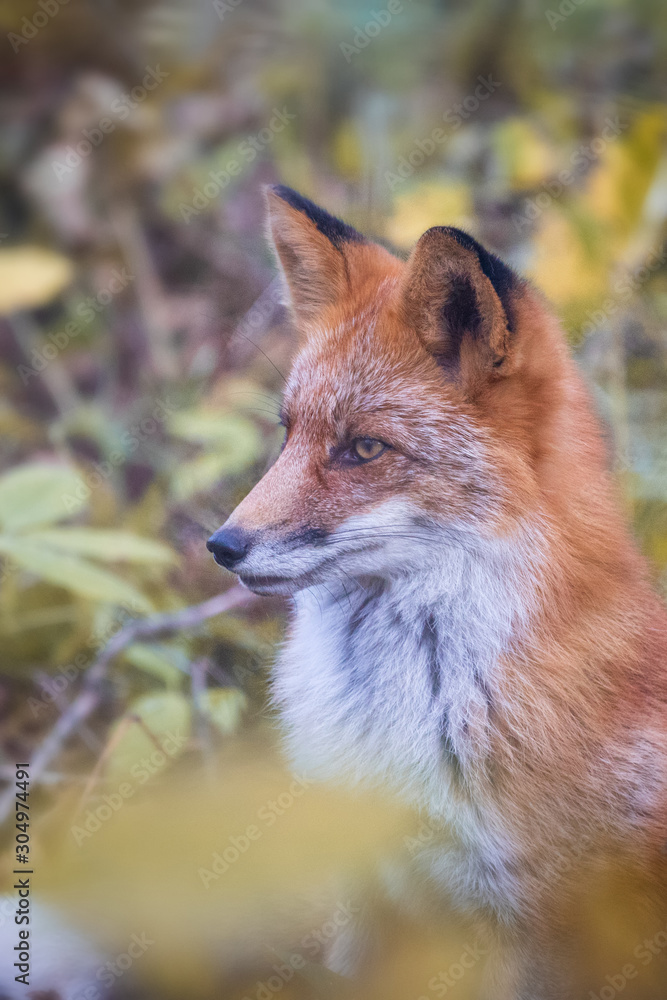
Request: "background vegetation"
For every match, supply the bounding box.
[0,0,666,997]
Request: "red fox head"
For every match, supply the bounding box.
[208,185,579,594]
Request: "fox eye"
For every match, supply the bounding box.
[351,438,386,462]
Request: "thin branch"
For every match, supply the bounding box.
[76,713,142,814]
[35,670,100,754]
[0,585,255,824]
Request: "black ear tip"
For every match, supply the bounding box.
[268,185,318,213]
[265,184,365,249]
[437,225,519,334]
[267,183,296,201]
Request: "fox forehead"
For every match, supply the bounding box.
[281,305,460,444]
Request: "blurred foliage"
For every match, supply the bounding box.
[0,0,666,996]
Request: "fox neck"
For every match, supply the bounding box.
[272,527,542,818]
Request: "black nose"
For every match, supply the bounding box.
[206,527,250,570]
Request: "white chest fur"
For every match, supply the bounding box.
[274,544,528,913]
[271,533,537,918]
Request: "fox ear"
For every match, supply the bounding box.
[401,227,520,391]
[265,185,365,326]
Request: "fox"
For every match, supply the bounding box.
[207,185,667,999]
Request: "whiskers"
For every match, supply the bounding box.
[328,526,441,549]
[225,389,283,423]
[287,524,440,618]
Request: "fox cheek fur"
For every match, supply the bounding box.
[208,185,667,997]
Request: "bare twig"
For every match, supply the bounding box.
[35,670,100,754]
[75,713,149,814]
[0,586,255,824]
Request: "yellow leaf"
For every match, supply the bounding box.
[386,180,473,248]
[528,211,607,312]
[43,756,410,971]
[586,108,666,240]
[0,246,74,314]
[494,117,554,189]
[332,119,363,179]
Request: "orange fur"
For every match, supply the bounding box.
[211,187,667,998]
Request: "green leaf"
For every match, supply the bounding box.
[197,688,248,735]
[170,453,250,502]
[105,692,192,783]
[168,411,263,500]
[168,409,260,445]
[168,410,248,444]
[0,463,85,532]
[123,642,190,688]
[28,529,177,565]
[0,536,153,611]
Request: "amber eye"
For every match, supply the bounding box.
[352,438,386,462]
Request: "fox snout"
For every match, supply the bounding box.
[206,526,252,570]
